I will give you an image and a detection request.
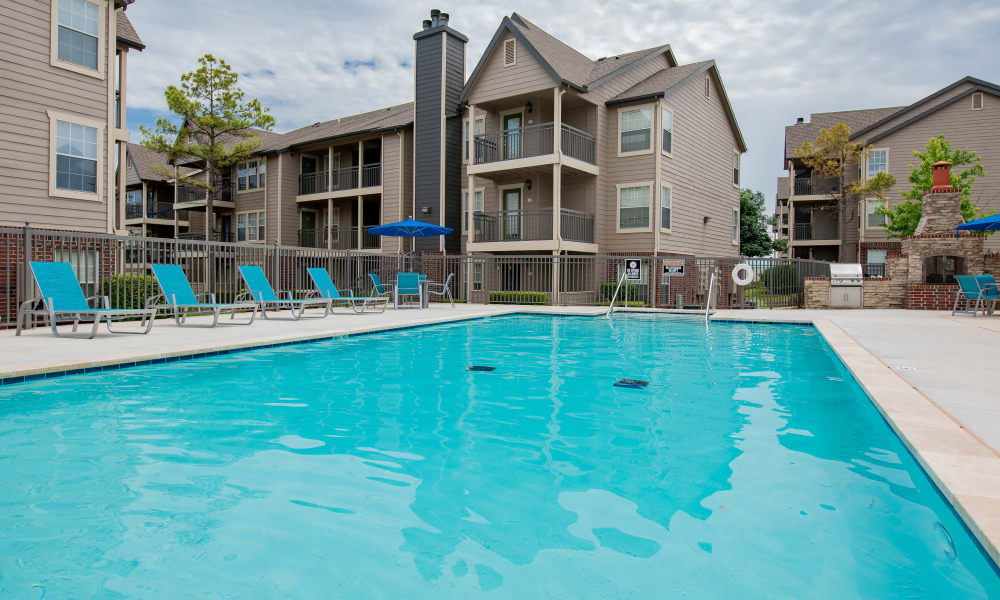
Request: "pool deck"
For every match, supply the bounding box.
[2,305,1000,564]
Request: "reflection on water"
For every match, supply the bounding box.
[0,315,998,599]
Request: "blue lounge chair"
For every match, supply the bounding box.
[237,265,332,320]
[306,268,388,313]
[148,264,258,327]
[369,273,393,299]
[395,272,423,308]
[952,275,999,316]
[16,261,155,338]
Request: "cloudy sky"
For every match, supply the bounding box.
[123,0,1000,210]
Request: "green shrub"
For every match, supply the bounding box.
[102,274,157,309]
[599,281,642,301]
[758,265,796,291]
[489,291,549,305]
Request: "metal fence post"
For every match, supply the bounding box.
[20,222,32,329]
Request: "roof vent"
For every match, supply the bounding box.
[422,19,431,30]
[796,117,804,124]
[430,9,440,27]
[439,12,449,26]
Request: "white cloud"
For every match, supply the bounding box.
[123,0,1000,208]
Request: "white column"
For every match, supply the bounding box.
[357,195,363,250]
[327,198,333,249]
[467,103,476,245]
[552,87,562,246]
[140,181,147,237]
[173,165,179,238]
[327,146,333,192]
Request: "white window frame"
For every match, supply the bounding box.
[866,198,886,229]
[732,206,740,245]
[462,186,485,234]
[472,261,484,291]
[615,182,653,233]
[47,110,104,201]
[462,116,485,164]
[617,104,654,157]
[236,210,266,242]
[866,148,888,180]
[237,159,264,193]
[660,105,674,157]
[732,150,741,188]
[503,38,516,67]
[660,185,672,232]
[972,92,984,111]
[50,0,107,79]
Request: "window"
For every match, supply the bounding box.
[54,118,99,195]
[126,190,140,204]
[472,262,483,291]
[867,249,887,264]
[732,207,739,244]
[660,186,671,231]
[617,184,651,231]
[55,0,100,71]
[237,210,266,241]
[732,151,740,187]
[867,149,887,178]
[782,213,788,225]
[462,188,484,233]
[972,92,983,110]
[618,107,652,155]
[237,159,264,191]
[54,249,99,295]
[463,117,485,162]
[661,107,673,155]
[503,38,516,66]
[866,199,886,228]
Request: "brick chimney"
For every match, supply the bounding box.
[913,161,964,234]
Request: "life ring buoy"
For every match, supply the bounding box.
[732,263,754,286]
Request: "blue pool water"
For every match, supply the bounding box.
[1,314,998,598]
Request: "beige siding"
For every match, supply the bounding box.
[862,90,1000,251]
[279,151,299,244]
[658,72,742,256]
[0,0,117,232]
[859,81,977,141]
[466,31,555,105]
[265,155,280,244]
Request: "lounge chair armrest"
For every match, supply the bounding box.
[301,290,320,299]
[86,295,110,309]
[145,293,167,309]
[234,291,253,303]
[342,288,353,297]
[196,292,217,303]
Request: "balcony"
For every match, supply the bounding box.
[473,208,594,244]
[126,200,182,221]
[793,176,839,196]
[472,123,596,168]
[177,231,233,242]
[792,222,839,241]
[296,226,381,250]
[176,183,236,207]
[298,164,382,196]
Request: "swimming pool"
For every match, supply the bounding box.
[1,314,998,598]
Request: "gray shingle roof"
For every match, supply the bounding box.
[588,45,670,85]
[116,11,144,50]
[507,14,595,88]
[609,60,713,103]
[126,143,170,182]
[783,107,903,166]
[259,102,413,153]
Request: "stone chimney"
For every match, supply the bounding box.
[913,161,964,235]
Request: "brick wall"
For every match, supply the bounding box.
[906,284,958,310]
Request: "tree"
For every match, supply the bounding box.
[739,188,784,257]
[140,54,274,240]
[876,135,989,238]
[794,122,895,261]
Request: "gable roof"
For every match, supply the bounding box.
[126,143,170,182]
[116,10,144,50]
[461,13,676,101]
[850,76,1000,143]
[260,102,413,153]
[863,83,1000,145]
[608,59,747,152]
[783,106,903,167]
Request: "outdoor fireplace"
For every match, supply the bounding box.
[922,255,966,285]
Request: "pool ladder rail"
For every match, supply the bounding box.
[606,271,629,318]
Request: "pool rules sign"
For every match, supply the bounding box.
[625,259,641,280]
[662,260,684,277]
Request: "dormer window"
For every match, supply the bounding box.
[972,92,983,110]
[503,38,516,67]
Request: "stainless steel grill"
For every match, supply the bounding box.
[829,263,863,308]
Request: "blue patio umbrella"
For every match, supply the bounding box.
[956,213,1000,231]
[368,217,454,268]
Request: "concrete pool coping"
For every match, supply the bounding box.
[2,305,999,565]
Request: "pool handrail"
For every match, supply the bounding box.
[148,264,258,327]
[16,261,155,338]
[236,265,333,320]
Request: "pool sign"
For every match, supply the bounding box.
[624,259,641,280]
[662,260,684,277]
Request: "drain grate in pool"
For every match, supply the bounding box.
[468,365,496,372]
[614,379,649,389]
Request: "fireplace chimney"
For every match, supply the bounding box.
[930,161,956,193]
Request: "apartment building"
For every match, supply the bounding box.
[0,0,144,233]
[118,10,746,260]
[777,76,1000,269]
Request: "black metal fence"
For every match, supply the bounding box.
[1,226,831,328]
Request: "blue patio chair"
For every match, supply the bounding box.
[236,265,332,320]
[426,272,455,307]
[148,264,257,327]
[16,261,155,338]
[395,272,423,309]
[368,273,394,298]
[952,274,998,317]
[307,268,388,313]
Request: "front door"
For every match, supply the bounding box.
[301,210,317,246]
[502,187,522,240]
[219,215,232,242]
[502,112,522,160]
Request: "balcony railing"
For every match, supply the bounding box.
[177,183,235,204]
[177,231,233,242]
[793,222,839,241]
[472,208,594,243]
[298,164,383,195]
[296,226,381,250]
[560,124,596,164]
[474,123,553,164]
[126,200,180,220]
[793,176,839,196]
